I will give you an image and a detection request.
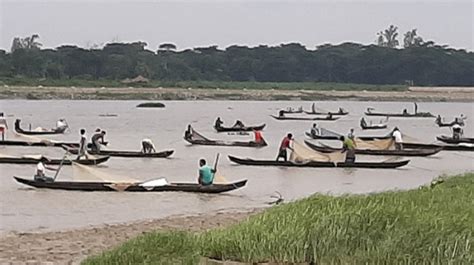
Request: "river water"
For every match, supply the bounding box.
[0,100,473,234]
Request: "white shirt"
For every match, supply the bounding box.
[452,124,462,130]
[57,120,67,128]
[37,162,46,174]
[392,130,403,143]
[142,138,155,148]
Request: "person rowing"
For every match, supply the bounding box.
[141,138,157,153]
[452,124,463,140]
[340,136,356,163]
[34,157,58,182]
[392,127,403,150]
[77,129,88,159]
[91,130,106,152]
[198,158,216,186]
[276,133,293,161]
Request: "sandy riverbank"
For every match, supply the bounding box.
[0,86,473,102]
[0,209,262,264]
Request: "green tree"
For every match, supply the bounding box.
[377,25,399,48]
[403,29,424,48]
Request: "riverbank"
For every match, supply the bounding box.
[83,173,474,264]
[0,209,263,264]
[0,85,473,102]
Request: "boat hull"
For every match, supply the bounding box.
[0,156,110,165]
[436,135,474,144]
[215,124,266,132]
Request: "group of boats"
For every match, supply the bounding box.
[2,102,472,194]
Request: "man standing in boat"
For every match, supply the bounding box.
[77,129,88,159]
[0,113,7,141]
[392,127,403,150]
[34,157,58,182]
[340,136,356,163]
[198,159,215,185]
[141,139,157,153]
[276,133,293,161]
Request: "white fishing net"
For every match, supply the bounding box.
[71,162,139,183]
[290,141,346,163]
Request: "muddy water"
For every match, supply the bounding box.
[0,100,473,234]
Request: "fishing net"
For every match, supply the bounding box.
[190,129,210,141]
[290,141,346,163]
[354,138,394,150]
[71,162,139,183]
[10,131,58,146]
[315,127,342,137]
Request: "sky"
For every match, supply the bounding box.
[0,0,472,52]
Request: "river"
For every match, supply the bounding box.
[0,100,473,234]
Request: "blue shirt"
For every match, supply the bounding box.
[199,165,214,185]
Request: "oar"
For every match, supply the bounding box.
[53,151,69,180]
[213,153,220,172]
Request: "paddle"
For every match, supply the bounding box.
[213,153,220,172]
[53,151,69,181]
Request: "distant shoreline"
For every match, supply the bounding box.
[1,85,473,102]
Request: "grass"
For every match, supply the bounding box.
[85,173,473,264]
[0,77,407,91]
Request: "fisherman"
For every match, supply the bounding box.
[279,110,285,117]
[392,127,403,150]
[253,129,264,144]
[184,124,193,139]
[0,112,7,141]
[360,117,367,128]
[338,107,345,114]
[414,102,418,114]
[452,124,463,140]
[340,136,356,163]
[91,130,106,152]
[327,113,333,120]
[215,117,223,129]
[198,158,215,186]
[348,128,355,140]
[311,103,316,113]
[233,120,245,128]
[310,123,319,136]
[77,129,88,159]
[435,115,442,125]
[403,109,408,115]
[141,138,157,153]
[56,118,68,131]
[276,133,293,161]
[34,157,58,182]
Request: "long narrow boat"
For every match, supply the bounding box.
[436,135,474,144]
[280,108,304,114]
[304,141,441,157]
[228,155,409,169]
[215,124,265,133]
[271,115,339,121]
[403,142,474,152]
[360,118,387,130]
[304,109,349,116]
[0,140,108,148]
[15,119,67,135]
[62,146,174,158]
[435,118,464,127]
[365,108,435,118]
[305,132,390,141]
[0,155,109,165]
[13,177,247,193]
[184,129,267,148]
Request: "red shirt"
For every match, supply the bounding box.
[279,137,291,150]
[254,131,263,142]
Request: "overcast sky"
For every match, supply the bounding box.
[0,0,472,51]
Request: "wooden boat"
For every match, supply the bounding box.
[304,141,441,157]
[14,119,67,135]
[304,109,349,116]
[184,128,267,148]
[279,108,304,114]
[360,118,387,130]
[271,115,339,121]
[403,142,474,152]
[435,116,464,127]
[436,135,474,144]
[62,146,174,158]
[13,177,247,193]
[305,131,391,141]
[215,124,266,133]
[228,155,409,169]
[0,155,109,165]
[365,108,435,118]
[0,140,108,148]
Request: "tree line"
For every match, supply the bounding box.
[0,26,473,86]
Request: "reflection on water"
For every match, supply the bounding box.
[0,100,473,233]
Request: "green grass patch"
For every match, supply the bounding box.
[84,173,473,264]
[0,77,407,91]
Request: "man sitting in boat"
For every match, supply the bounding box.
[34,157,58,182]
[403,109,408,115]
[141,139,157,153]
[198,159,215,186]
[91,130,106,152]
[278,110,285,117]
[56,119,68,131]
[452,124,463,140]
[340,136,356,163]
[338,107,345,114]
[392,127,403,150]
[233,120,245,128]
[276,133,293,161]
[215,117,223,129]
[310,123,319,136]
[360,117,367,128]
[77,129,88,159]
